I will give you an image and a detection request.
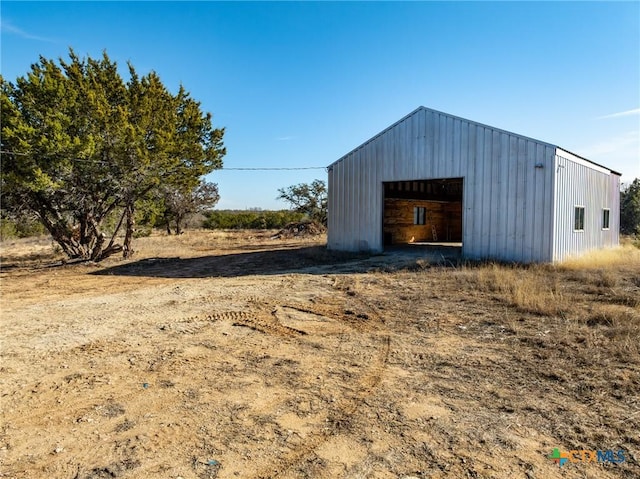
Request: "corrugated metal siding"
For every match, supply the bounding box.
[328,107,559,262]
[552,149,620,261]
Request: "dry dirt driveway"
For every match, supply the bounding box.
[1,233,638,479]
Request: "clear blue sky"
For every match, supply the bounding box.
[2,1,639,209]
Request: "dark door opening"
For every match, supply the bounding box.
[383,178,463,248]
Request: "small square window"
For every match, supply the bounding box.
[414,206,425,225]
[574,206,585,231]
[602,209,610,230]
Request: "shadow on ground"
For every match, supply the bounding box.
[92,244,462,279]
[92,246,367,278]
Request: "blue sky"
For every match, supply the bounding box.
[2,1,639,209]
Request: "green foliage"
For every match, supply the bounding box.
[16,216,47,237]
[277,179,327,225]
[620,178,640,236]
[132,198,162,238]
[0,214,46,240]
[0,217,18,240]
[161,179,219,234]
[135,197,165,232]
[202,210,304,230]
[0,50,225,260]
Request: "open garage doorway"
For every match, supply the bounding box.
[383,178,463,253]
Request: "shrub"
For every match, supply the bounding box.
[202,210,305,230]
[0,215,46,240]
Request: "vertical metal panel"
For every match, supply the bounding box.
[515,138,527,260]
[552,149,620,261]
[328,165,333,247]
[327,168,332,239]
[610,174,620,245]
[468,125,485,259]
[493,128,502,258]
[455,119,464,179]
[348,149,356,249]
[327,161,337,249]
[426,110,435,179]
[327,107,618,262]
[532,144,545,261]
[522,141,535,261]
[504,136,518,259]
[482,127,493,257]
[331,162,339,249]
[542,145,556,261]
[463,123,477,258]
[365,143,374,250]
[349,151,357,250]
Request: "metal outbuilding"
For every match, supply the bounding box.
[327,106,621,262]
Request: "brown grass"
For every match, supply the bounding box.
[463,251,640,359]
[559,244,640,270]
[473,263,566,316]
[0,229,328,269]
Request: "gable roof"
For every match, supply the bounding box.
[329,106,621,176]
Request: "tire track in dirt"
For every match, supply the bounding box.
[3,287,389,479]
[158,292,390,478]
[232,312,308,338]
[2,305,228,431]
[3,304,302,434]
[249,294,391,479]
[160,310,251,335]
[224,301,296,337]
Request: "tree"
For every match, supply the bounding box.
[620,178,640,236]
[1,50,225,261]
[161,179,220,235]
[277,179,327,225]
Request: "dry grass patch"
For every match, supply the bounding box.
[580,307,640,356]
[472,263,567,317]
[0,234,65,268]
[559,244,640,270]
[458,251,640,361]
[464,246,640,358]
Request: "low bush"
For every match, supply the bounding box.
[202,210,305,230]
[0,216,47,241]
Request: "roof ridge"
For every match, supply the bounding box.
[329,106,619,176]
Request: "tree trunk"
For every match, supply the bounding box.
[165,212,172,235]
[37,208,126,262]
[123,202,135,259]
[97,243,123,260]
[36,207,87,259]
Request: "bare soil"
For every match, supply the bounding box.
[1,230,638,479]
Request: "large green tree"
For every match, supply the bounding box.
[1,50,225,260]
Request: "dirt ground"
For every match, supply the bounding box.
[1,230,638,479]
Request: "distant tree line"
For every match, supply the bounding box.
[1,208,309,239]
[202,209,304,230]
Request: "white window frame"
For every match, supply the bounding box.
[602,208,610,230]
[574,205,585,232]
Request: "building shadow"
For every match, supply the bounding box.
[91,245,369,279]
